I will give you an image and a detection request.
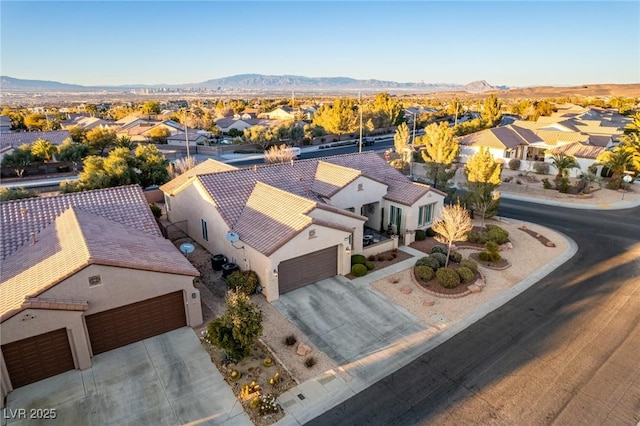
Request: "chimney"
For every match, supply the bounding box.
[30,232,37,245]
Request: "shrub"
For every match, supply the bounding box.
[304,357,317,368]
[508,159,521,170]
[486,225,509,244]
[149,203,162,219]
[416,256,440,270]
[226,270,259,295]
[460,259,478,273]
[263,358,273,367]
[387,255,394,261]
[557,177,570,193]
[283,334,297,346]
[377,254,385,261]
[431,252,447,267]
[365,261,375,270]
[478,251,492,261]
[534,162,550,174]
[542,178,553,189]
[448,251,462,263]
[367,255,376,261]
[485,241,499,253]
[457,266,475,283]
[431,245,448,255]
[351,254,367,265]
[481,241,502,262]
[426,227,436,237]
[351,263,368,277]
[415,266,435,281]
[415,229,427,241]
[466,230,487,244]
[436,267,462,288]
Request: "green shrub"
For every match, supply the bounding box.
[431,245,447,255]
[478,251,491,262]
[431,252,447,267]
[226,270,260,294]
[557,177,570,193]
[351,254,367,266]
[457,266,475,283]
[415,229,426,241]
[351,263,368,277]
[149,203,162,219]
[534,162,550,174]
[481,241,502,262]
[365,261,375,270]
[460,259,478,273]
[485,241,499,253]
[486,225,509,244]
[542,178,553,189]
[416,256,440,270]
[448,251,462,264]
[426,227,436,237]
[415,266,435,281]
[436,267,461,288]
[467,230,488,244]
[508,159,521,170]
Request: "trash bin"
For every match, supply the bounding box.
[221,262,240,279]
[211,254,228,271]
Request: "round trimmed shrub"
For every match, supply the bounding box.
[415,229,427,241]
[436,267,461,288]
[508,158,521,170]
[486,225,509,244]
[457,266,475,283]
[485,241,499,253]
[415,266,434,281]
[448,251,462,264]
[431,245,448,255]
[351,254,367,266]
[365,261,375,270]
[460,259,478,273]
[416,256,440,270]
[426,227,436,237]
[431,252,447,267]
[351,263,368,277]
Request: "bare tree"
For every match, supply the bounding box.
[264,144,294,164]
[432,202,473,267]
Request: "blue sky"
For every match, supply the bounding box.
[1,1,638,87]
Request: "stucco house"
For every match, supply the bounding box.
[161,152,445,301]
[215,118,253,134]
[0,185,202,402]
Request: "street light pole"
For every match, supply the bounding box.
[184,108,190,161]
[359,91,363,154]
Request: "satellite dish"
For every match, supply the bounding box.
[180,243,195,256]
[226,231,240,243]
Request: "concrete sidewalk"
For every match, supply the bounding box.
[274,230,578,425]
[501,192,640,210]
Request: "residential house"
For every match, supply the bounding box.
[161,152,445,302]
[264,107,296,120]
[215,118,252,134]
[167,132,208,147]
[61,115,118,131]
[0,116,11,133]
[0,130,72,154]
[0,185,202,403]
[459,125,541,164]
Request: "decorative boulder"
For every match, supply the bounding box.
[546,241,556,247]
[468,284,482,293]
[400,285,412,294]
[296,343,312,356]
[423,299,435,307]
[474,278,485,288]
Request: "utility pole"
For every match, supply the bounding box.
[359,92,363,153]
[184,108,190,161]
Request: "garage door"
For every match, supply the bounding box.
[85,291,186,355]
[2,328,75,388]
[278,246,338,293]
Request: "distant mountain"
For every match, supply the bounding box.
[0,74,507,94]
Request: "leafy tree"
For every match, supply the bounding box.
[85,127,117,155]
[619,132,640,172]
[312,98,358,138]
[1,110,25,130]
[243,125,276,149]
[1,144,36,177]
[393,122,411,164]
[417,122,460,190]
[371,92,403,128]
[550,153,580,179]
[432,203,473,268]
[134,144,170,188]
[147,126,170,144]
[57,139,91,163]
[303,123,325,139]
[481,94,502,127]
[596,147,635,189]
[30,138,57,162]
[203,290,263,362]
[68,126,88,143]
[140,101,161,119]
[24,113,48,131]
[464,147,502,228]
[623,112,640,135]
[84,104,98,117]
[115,135,134,150]
[0,187,38,202]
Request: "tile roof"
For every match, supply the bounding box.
[550,142,605,159]
[534,130,589,146]
[312,161,361,197]
[459,125,532,150]
[587,135,612,147]
[0,130,71,149]
[1,207,198,321]
[0,185,160,260]
[160,159,237,195]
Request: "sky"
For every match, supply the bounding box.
[1,1,639,88]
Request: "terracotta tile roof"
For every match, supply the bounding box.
[534,130,589,146]
[550,142,605,159]
[1,206,198,321]
[233,182,315,255]
[22,297,88,312]
[1,185,160,260]
[160,159,237,195]
[312,161,361,197]
[587,135,612,147]
[0,130,71,149]
[459,125,533,150]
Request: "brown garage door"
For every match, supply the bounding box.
[278,246,338,294]
[85,291,186,355]
[2,328,75,388]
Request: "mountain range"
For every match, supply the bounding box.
[0,74,508,94]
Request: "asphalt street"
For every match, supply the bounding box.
[309,199,640,425]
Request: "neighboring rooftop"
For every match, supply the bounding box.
[0,130,71,149]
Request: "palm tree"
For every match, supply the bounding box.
[596,147,635,190]
[619,132,640,172]
[550,153,580,179]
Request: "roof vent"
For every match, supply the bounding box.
[30,232,36,245]
[253,164,257,172]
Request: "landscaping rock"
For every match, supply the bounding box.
[423,299,435,307]
[468,284,482,293]
[474,278,485,288]
[546,241,556,247]
[296,343,312,356]
[400,285,412,294]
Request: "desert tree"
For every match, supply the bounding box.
[596,146,635,189]
[465,147,502,228]
[30,138,57,162]
[312,98,359,139]
[85,127,117,155]
[550,152,580,179]
[147,126,170,144]
[57,139,91,163]
[1,144,35,177]
[432,202,473,268]
[393,122,411,164]
[481,94,502,127]
[417,122,460,191]
[140,101,161,119]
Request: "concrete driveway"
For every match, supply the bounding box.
[273,276,428,365]
[3,328,250,426]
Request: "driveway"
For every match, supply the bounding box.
[3,328,250,426]
[273,276,428,365]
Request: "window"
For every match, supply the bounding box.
[389,205,402,231]
[418,203,435,227]
[201,219,208,241]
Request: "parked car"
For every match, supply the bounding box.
[363,137,375,146]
